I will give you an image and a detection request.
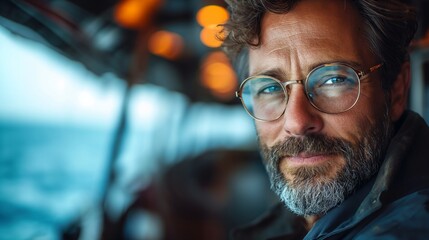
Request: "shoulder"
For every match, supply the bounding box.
[355,189,429,239]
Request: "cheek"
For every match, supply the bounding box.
[255,121,283,147]
[324,111,379,145]
[325,87,388,143]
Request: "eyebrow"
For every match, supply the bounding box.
[252,68,287,80]
[249,59,365,80]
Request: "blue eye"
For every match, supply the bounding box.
[322,76,346,85]
[258,84,282,94]
[317,75,354,88]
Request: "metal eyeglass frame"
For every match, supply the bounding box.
[235,62,383,122]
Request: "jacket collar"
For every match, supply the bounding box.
[232,111,429,240]
[307,111,429,239]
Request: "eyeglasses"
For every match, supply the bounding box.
[236,62,383,121]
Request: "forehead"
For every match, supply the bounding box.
[249,0,373,76]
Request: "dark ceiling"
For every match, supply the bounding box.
[0,0,234,101]
[1,0,428,102]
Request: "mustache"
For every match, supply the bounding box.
[262,134,353,162]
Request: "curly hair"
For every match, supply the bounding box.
[221,0,417,90]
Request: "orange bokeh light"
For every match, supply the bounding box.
[114,0,162,29]
[200,51,237,100]
[197,5,229,49]
[148,31,184,60]
[196,5,229,27]
[200,25,225,48]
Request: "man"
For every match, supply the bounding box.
[222,0,429,239]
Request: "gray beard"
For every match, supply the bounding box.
[260,111,393,216]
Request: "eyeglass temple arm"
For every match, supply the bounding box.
[359,63,383,78]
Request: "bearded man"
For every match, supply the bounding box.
[222,0,429,239]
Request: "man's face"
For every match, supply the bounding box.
[248,0,395,215]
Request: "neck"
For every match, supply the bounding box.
[305,215,321,230]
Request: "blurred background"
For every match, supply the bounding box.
[0,0,428,240]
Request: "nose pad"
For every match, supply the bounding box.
[283,79,304,107]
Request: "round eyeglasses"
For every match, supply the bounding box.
[236,62,383,121]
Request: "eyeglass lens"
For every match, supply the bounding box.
[240,64,360,121]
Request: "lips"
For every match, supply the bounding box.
[284,152,336,167]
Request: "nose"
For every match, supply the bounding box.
[282,85,323,136]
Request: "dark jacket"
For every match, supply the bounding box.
[232,111,429,239]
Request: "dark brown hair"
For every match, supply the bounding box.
[221,0,417,89]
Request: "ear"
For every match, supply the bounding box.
[389,62,411,121]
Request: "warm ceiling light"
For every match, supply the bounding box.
[114,0,162,29]
[201,51,229,67]
[196,5,229,27]
[148,30,184,60]
[200,24,224,48]
[200,51,237,101]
